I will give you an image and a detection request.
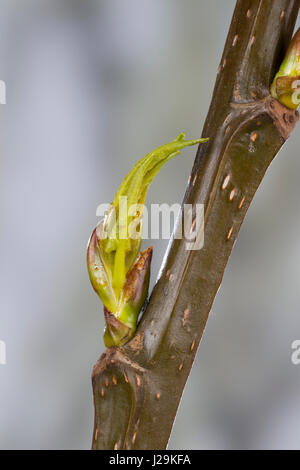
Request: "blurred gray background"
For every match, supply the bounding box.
[0,0,300,450]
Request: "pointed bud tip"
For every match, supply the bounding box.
[135,246,153,271]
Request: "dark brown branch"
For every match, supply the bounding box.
[92,0,300,450]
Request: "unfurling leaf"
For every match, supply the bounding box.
[87,133,209,347]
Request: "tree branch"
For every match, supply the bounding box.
[91,0,300,450]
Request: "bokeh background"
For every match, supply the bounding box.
[1,0,300,450]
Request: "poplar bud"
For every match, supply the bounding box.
[87,133,209,347]
[271,28,300,109]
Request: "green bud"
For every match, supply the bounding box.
[87,132,209,347]
[271,28,300,109]
[103,247,152,347]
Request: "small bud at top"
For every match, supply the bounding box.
[87,133,208,347]
[271,28,300,109]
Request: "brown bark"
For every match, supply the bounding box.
[92,0,300,450]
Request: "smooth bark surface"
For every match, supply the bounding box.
[92,0,300,450]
